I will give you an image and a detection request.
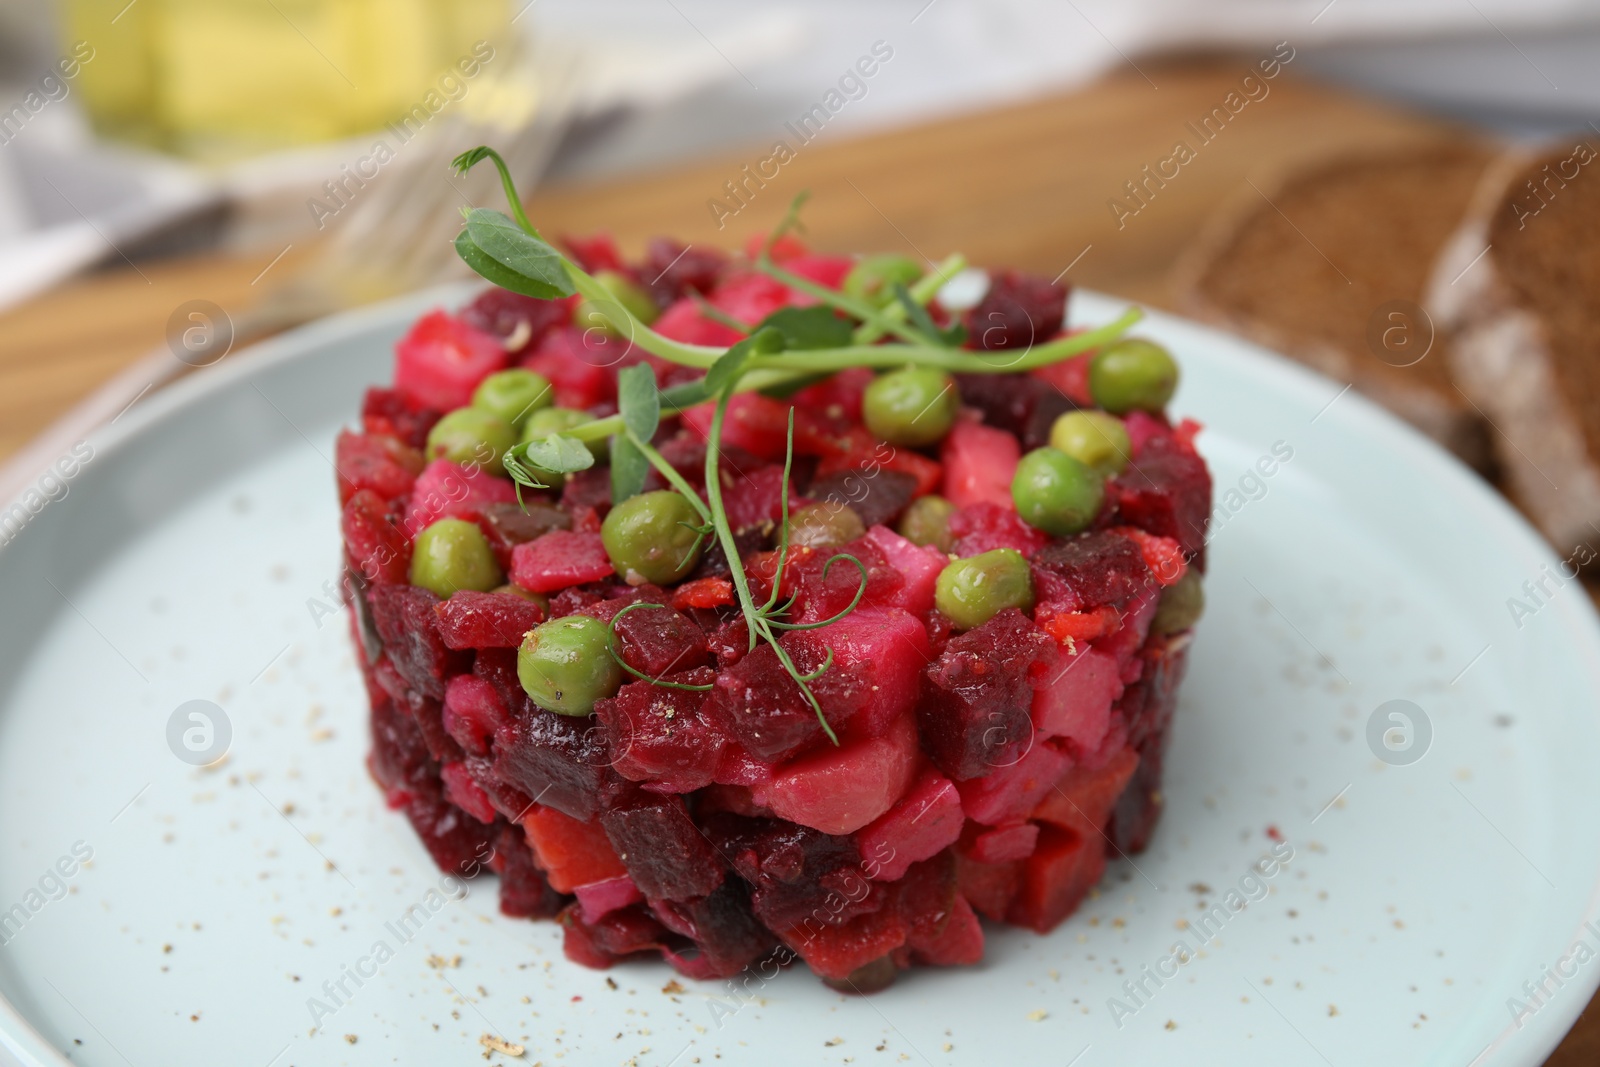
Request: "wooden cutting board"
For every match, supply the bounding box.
[0,55,1592,1065]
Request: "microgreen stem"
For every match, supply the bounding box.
[458,147,540,239]
[703,385,765,649]
[853,252,966,345]
[754,255,932,347]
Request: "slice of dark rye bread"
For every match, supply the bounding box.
[1428,141,1600,552]
[1174,143,1497,471]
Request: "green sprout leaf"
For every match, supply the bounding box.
[462,208,574,299]
[610,433,649,504]
[455,230,571,302]
[757,306,853,351]
[617,363,661,443]
[519,434,595,475]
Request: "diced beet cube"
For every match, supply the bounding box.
[711,272,796,326]
[1094,584,1160,681]
[1032,744,1139,842]
[1109,738,1166,855]
[752,711,919,835]
[367,691,436,797]
[342,489,412,585]
[442,675,509,757]
[781,901,907,982]
[394,309,507,411]
[472,647,524,715]
[491,709,633,822]
[919,609,1057,780]
[807,468,917,529]
[789,366,871,426]
[434,590,544,650]
[654,880,777,980]
[892,852,960,944]
[603,604,709,678]
[601,795,726,901]
[522,327,618,410]
[857,769,965,882]
[361,386,440,448]
[458,288,572,355]
[478,501,570,569]
[1029,530,1152,616]
[785,541,907,625]
[957,739,1071,826]
[642,238,727,306]
[954,373,1077,452]
[440,760,498,824]
[784,253,854,290]
[907,894,984,967]
[653,298,748,348]
[336,431,423,506]
[815,607,930,740]
[970,823,1039,864]
[1112,436,1212,570]
[405,459,519,533]
[594,669,725,793]
[522,806,627,893]
[560,902,667,967]
[1031,646,1123,752]
[965,270,1066,352]
[1006,825,1106,933]
[955,849,1022,922]
[708,634,866,762]
[940,421,1020,510]
[369,585,469,700]
[860,527,945,616]
[510,531,615,593]
[680,392,793,461]
[574,874,645,923]
[491,822,567,919]
[1031,353,1092,407]
[404,786,495,875]
[465,754,537,822]
[703,814,873,932]
[948,501,1051,558]
[375,661,464,764]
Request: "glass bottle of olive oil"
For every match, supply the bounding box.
[60,0,508,161]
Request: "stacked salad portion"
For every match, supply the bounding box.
[341,149,1212,990]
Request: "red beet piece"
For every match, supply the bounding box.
[653,880,777,980]
[440,760,498,824]
[1007,824,1106,933]
[491,822,568,919]
[369,585,469,701]
[605,604,709,677]
[367,691,436,799]
[601,794,727,901]
[458,288,572,355]
[919,609,1057,781]
[653,298,748,348]
[594,670,725,793]
[522,327,618,410]
[574,874,645,923]
[707,630,870,763]
[510,531,615,593]
[753,710,920,836]
[491,709,633,822]
[478,501,570,569]
[1032,645,1124,753]
[1032,744,1139,842]
[970,823,1040,864]
[704,814,878,933]
[1112,436,1213,570]
[781,898,907,982]
[403,785,495,876]
[442,675,510,757]
[966,270,1066,351]
[434,590,545,650]
[940,421,1021,510]
[1029,530,1152,617]
[394,309,507,411]
[857,769,965,883]
[374,659,463,764]
[361,386,440,448]
[335,431,423,506]
[948,501,1051,558]
[561,902,669,968]
[908,893,983,967]
[342,489,412,585]
[807,468,917,530]
[955,849,1022,922]
[786,539,904,624]
[642,238,727,306]
[405,459,519,533]
[956,737,1071,826]
[955,373,1078,452]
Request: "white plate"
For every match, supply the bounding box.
[1,287,1597,1067]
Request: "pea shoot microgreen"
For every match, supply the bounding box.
[449,143,1144,743]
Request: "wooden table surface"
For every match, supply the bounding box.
[0,57,1593,1062]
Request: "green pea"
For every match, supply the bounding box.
[574,270,659,335]
[785,501,866,549]
[897,495,955,553]
[1048,411,1131,475]
[425,408,516,477]
[863,367,959,447]
[1088,338,1179,414]
[1152,570,1205,635]
[842,254,923,307]
[934,548,1034,630]
[410,518,503,597]
[518,615,622,716]
[473,369,553,430]
[601,490,706,585]
[1012,447,1104,536]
